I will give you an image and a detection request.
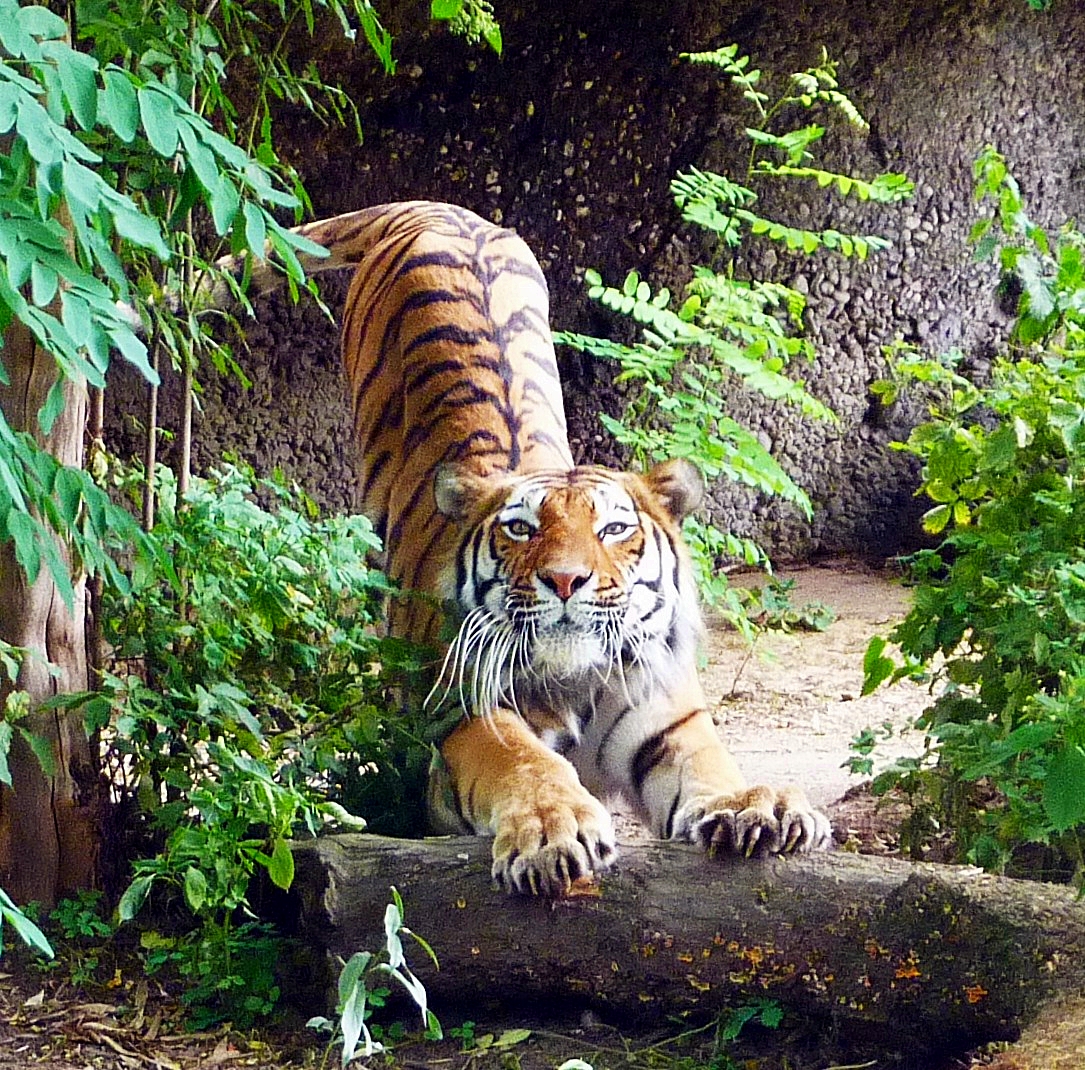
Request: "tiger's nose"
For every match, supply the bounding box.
[538,568,592,601]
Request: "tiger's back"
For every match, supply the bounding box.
[285,202,572,636]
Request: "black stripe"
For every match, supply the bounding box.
[464,778,479,828]
[630,709,703,800]
[663,790,682,840]
[596,705,635,771]
[401,249,470,275]
[404,322,491,358]
[404,358,477,397]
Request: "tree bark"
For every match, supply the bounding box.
[287,834,1085,1058]
[0,318,98,907]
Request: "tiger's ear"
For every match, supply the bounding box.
[642,458,704,522]
[434,464,506,520]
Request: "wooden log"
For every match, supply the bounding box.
[286,834,1085,1056]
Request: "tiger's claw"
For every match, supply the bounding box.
[677,785,832,859]
[491,795,617,897]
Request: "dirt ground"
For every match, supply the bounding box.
[1,563,950,1070]
[703,561,927,813]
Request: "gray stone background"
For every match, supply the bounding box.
[104,0,1085,561]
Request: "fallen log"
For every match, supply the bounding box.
[285,834,1085,1056]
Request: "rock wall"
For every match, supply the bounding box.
[104,0,1085,560]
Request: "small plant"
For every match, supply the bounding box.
[740,577,836,633]
[449,1022,532,1056]
[308,887,442,1065]
[431,0,502,53]
[863,147,1085,884]
[557,45,910,617]
[718,996,784,1043]
[33,891,116,986]
[139,921,282,1030]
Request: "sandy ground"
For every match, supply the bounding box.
[701,561,927,811]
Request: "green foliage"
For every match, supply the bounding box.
[139,920,282,1030]
[43,461,428,1022]
[557,45,909,615]
[0,639,55,784]
[0,885,53,960]
[863,148,1085,884]
[740,577,836,633]
[718,996,783,1043]
[51,889,113,941]
[31,890,115,985]
[449,1022,532,1055]
[0,0,357,598]
[430,0,502,54]
[308,887,442,1066]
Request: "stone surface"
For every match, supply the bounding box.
[104,0,1085,560]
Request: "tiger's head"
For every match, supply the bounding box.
[430,459,705,718]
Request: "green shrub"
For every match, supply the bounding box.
[53,461,432,1023]
[862,147,1085,885]
[557,45,910,624]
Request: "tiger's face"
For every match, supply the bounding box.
[432,459,704,716]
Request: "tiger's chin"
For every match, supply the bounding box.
[528,625,610,679]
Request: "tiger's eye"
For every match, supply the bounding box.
[503,519,535,539]
[599,521,633,539]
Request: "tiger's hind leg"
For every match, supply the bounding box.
[624,707,833,856]
[431,710,617,896]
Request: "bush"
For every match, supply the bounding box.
[862,147,1085,885]
[54,461,433,1023]
[556,45,910,623]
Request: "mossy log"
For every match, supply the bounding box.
[287,834,1085,1054]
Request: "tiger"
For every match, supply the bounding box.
[230,200,832,895]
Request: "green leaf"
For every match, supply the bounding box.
[137,85,179,157]
[183,866,207,913]
[861,635,896,695]
[18,724,55,777]
[30,261,58,307]
[921,503,951,534]
[242,202,267,260]
[267,835,295,890]
[37,377,66,436]
[495,1029,531,1048]
[110,201,168,257]
[48,43,98,130]
[16,4,66,41]
[7,511,40,584]
[0,894,53,958]
[100,68,138,142]
[118,874,154,921]
[0,721,13,787]
[431,0,465,18]
[1043,745,1085,832]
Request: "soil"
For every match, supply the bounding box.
[0,564,979,1070]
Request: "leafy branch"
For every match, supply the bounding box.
[558,43,909,611]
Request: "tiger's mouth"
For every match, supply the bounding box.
[527,618,611,677]
[428,602,624,719]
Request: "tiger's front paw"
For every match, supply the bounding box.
[491,791,617,896]
[675,785,832,858]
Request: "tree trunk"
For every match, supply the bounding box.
[0,318,98,908]
[287,834,1085,1060]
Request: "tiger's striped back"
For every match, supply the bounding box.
[280,202,574,638]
